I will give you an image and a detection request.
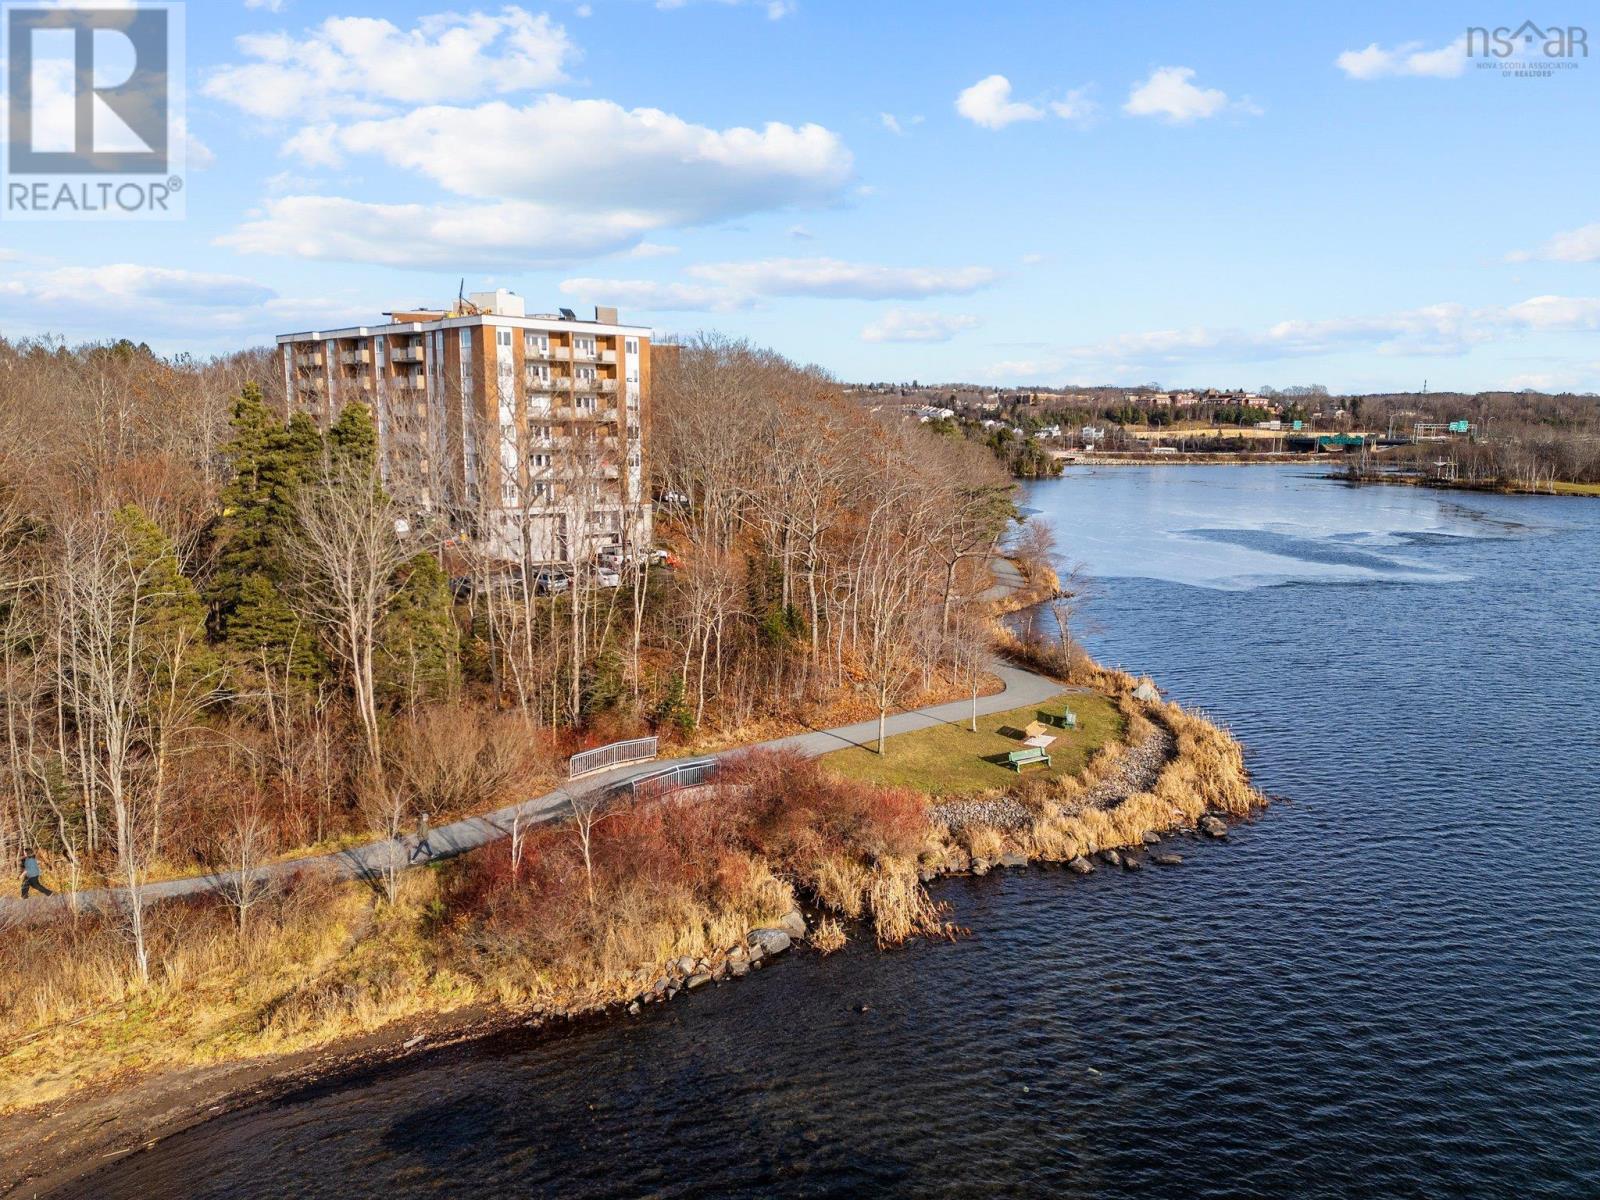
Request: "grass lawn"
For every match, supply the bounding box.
[819,693,1124,797]
[1551,481,1600,497]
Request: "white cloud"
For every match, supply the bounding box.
[688,257,998,299]
[575,3,592,14]
[1123,66,1236,124]
[224,96,853,266]
[880,112,903,135]
[627,242,680,259]
[0,259,384,351]
[1507,222,1600,263]
[221,196,661,268]
[787,224,814,240]
[203,8,577,121]
[993,295,1600,376]
[1335,38,1467,80]
[21,264,274,309]
[287,96,852,216]
[956,75,1044,129]
[244,0,286,12]
[178,119,216,170]
[861,309,981,343]
[1049,87,1099,124]
[1502,295,1600,330]
[558,278,740,312]
[558,256,1000,312]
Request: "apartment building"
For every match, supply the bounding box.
[276,290,651,565]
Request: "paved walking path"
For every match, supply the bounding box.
[2,563,1058,924]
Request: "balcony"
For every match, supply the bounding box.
[295,352,324,369]
[599,349,617,364]
[340,348,372,367]
[391,344,423,364]
[395,369,425,389]
[572,346,598,362]
[524,342,555,361]
[572,375,601,392]
[598,378,618,394]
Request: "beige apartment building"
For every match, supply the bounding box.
[276,290,651,565]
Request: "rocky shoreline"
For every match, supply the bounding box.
[8,670,1264,1200]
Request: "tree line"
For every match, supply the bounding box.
[0,332,1017,975]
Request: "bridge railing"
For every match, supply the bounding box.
[611,758,719,802]
[568,736,659,779]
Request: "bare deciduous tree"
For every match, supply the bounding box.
[288,468,409,778]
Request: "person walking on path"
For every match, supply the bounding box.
[408,813,435,863]
[20,851,53,899]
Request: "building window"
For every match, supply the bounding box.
[497,329,512,348]
[525,332,549,355]
[625,337,638,356]
[574,335,595,356]
[533,453,551,469]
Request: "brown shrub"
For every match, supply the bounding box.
[387,707,556,819]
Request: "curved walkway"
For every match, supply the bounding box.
[2,565,1058,924]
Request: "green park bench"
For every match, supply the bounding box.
[1006,747,1052,772]
[1042,710,1077,729]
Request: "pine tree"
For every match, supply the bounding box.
[375,553,458,708]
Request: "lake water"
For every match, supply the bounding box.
[80,466,1600,1199]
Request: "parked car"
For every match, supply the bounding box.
[533,570,570,595]
[593,565,622,588]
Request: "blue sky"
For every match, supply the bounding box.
[3,0,1598,392]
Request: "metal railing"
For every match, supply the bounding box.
[612,758,719,801]
[568,736,658,779]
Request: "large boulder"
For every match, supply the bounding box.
[686,972,712,990]
[1132,679,1160,702]
[1141,831,1162,846]
[1066,856,1094,875]
[1153,853,1183,866]
[1098,848,1123,868]
[998,851,1029,869]
[1199,815,1228,839]
[747,928,792,956]
[778,910,807,939]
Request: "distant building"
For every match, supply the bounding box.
[277,290,650,564]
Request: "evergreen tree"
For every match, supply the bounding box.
[112,504,212,683]
[211,385,280,613]
[227,572,326,693]
[328,402,379,479]
[375,553,458,707]
[211,387,332,693]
